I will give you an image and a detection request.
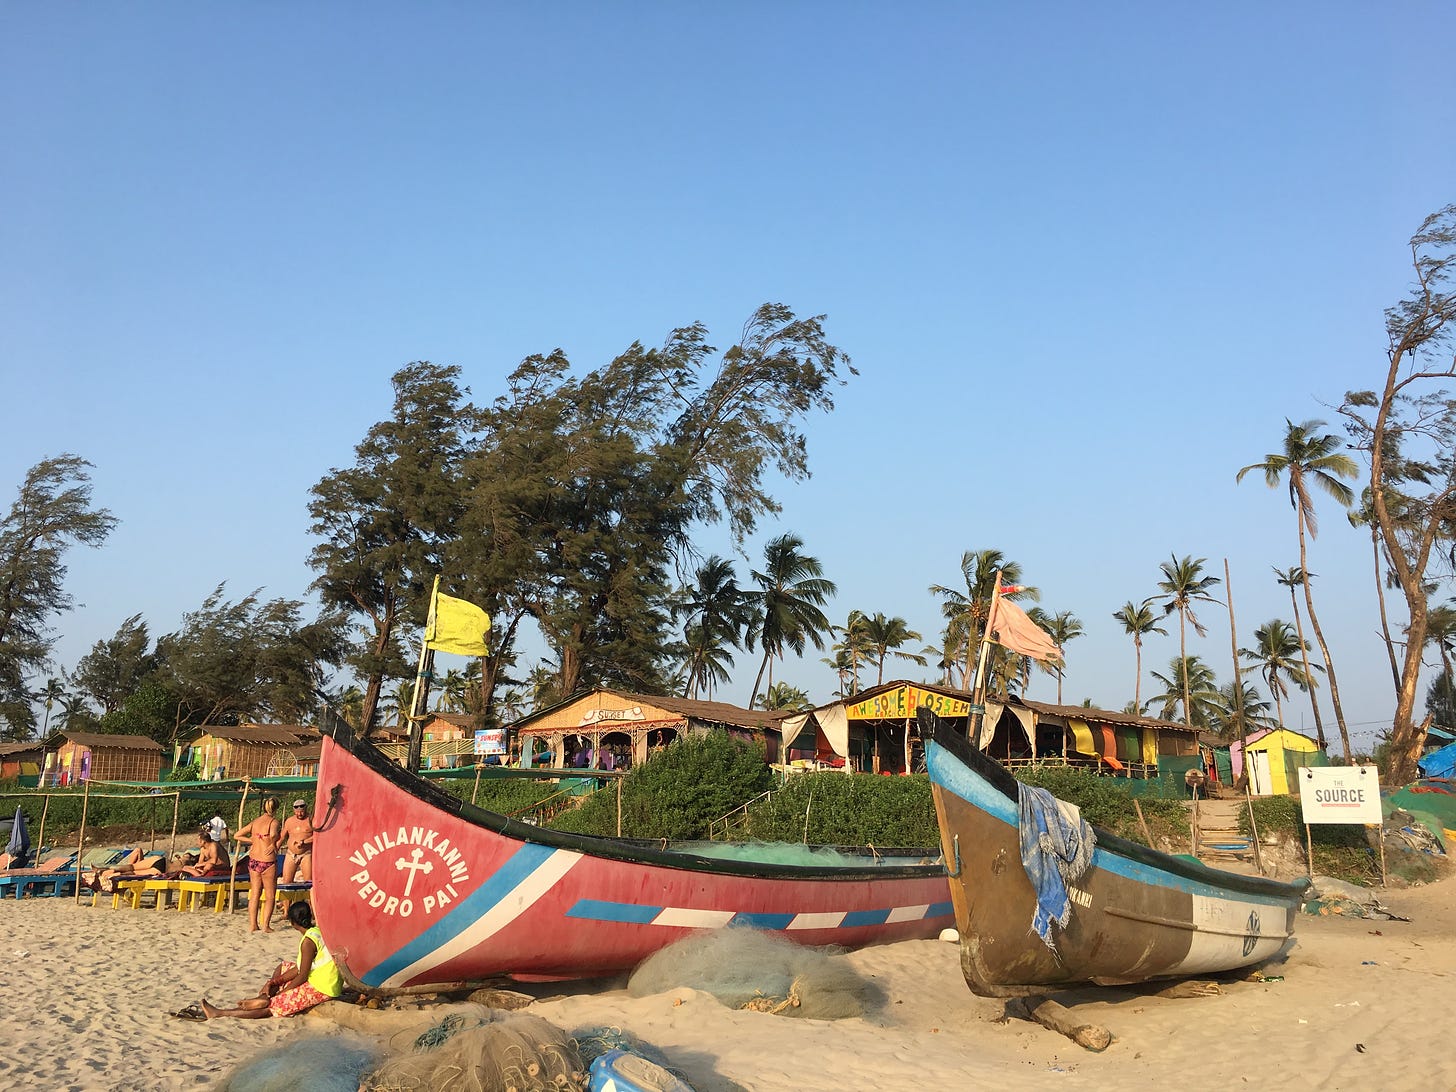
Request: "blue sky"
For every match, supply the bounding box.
[3,5,1453,750]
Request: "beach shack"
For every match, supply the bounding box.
[40,730,163,785]
[511,690,789,770]
[784,682,1201,787]
[1227,727,1329,796]
[182,724,320,780]
[0,741,44,784]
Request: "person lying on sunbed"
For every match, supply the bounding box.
[86,847,169,893]
[198,901,342,1020]
[168,830,231,879]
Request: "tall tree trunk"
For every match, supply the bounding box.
[1179,609,1191,726]
[1285,585,1327,749]
[1133,638,1142,713]
[749,648,771,708]
[1370,528,1402,692]
[1297,506,1352,761]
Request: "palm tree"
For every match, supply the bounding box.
[748,534,837,707]
[1148,654,1223,729]
[1272,566,1329,748]
[676,556,755,700]
[1237,419,1358,761]
[1153,555,1222,727]
[1240,618,1319,730]
[38,677,65,736]
[828,610,873,695]
[929,549,1036,687]
[1421,604,1456,701]
[1112,600,1166,713]
[862,612,926,686]
[1210,680,1275,739]
[1042,611,1083,704]
[761,682,813,711]
[919,638,961,688]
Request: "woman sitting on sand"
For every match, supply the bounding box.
[198,902,342,1020]
[168,830,230,879]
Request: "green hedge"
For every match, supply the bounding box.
[745,772,940,848]
[548,731,772,840]
[0,785,221,846]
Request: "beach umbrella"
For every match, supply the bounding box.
[7,806,30,869]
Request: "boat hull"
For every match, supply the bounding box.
[921,709,1305,996]
[312,729,952,988]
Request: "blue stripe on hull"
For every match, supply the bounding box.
[926,741,1294,909]
[365,842,559,986]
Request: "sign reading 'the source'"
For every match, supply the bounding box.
[1299,765,1382,826]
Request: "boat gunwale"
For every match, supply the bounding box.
[918,708,1308,901]
[322,717,945,882]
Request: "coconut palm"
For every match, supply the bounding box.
[1271,566,1330,748]
[1209,680,1276,739]
[862,612,926,686]
[1041,611,1083,704]
[1240,618,1319,730]
[929,549,1037,687]
[1237,419,1358,760]
[676,556,755,700]
[1148,655,1223,729]
[828,610,873,695]
[761,681,813,711]
[748,534,837,708]
[38,677,65,736]
[919,638,961,688]
[1152,555,1222,727]
[1346,490,1410,692]
[1111,600,1166,713]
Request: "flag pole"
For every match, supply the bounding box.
[967,571,1004,748]
[406,577,440,774]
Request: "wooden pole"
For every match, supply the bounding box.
[616,777,623,838]
[1377,826,1388,887]
[169,792,181,860]
[74,778,91,905]
[148,796,156,852]
[1190,782,1200,856]
[1133,799,1155,847]
[471,763,484,806]
[1245,790,1267,876]
[1304,822,1314,874]
[36,794,50,862]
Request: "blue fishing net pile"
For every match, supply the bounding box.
[217,1033,378,1092]
[626,928,872,1019]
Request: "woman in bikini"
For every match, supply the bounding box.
[234,796,282,932]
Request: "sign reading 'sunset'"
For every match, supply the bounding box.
[1299,765,1382,826]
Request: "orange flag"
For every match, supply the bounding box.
[988,597,1062,663]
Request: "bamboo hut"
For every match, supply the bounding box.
[40,731,163,785]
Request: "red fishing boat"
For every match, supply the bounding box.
[310,718,952,989]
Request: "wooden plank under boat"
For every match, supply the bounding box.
[310,718,953,989]
[919,708,1306,997]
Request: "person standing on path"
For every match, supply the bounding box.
[235,796,282,932]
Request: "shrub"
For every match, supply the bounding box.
[433,775,560,817]
[547,731,772,839]
[745,773,940,848]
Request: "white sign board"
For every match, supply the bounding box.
[1299,765,1382,826]
[473,729,506,756]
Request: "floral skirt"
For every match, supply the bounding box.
[267,963,333,1017]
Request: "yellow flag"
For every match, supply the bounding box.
[425,580,491,656]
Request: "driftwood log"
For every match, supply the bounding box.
[1013,995,1112,1052]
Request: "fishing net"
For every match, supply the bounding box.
[626,928,872,1019]
[363,1010,588,1092]
[217,1033,379,1092]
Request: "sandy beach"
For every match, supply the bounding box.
[0,878,1452,1092]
